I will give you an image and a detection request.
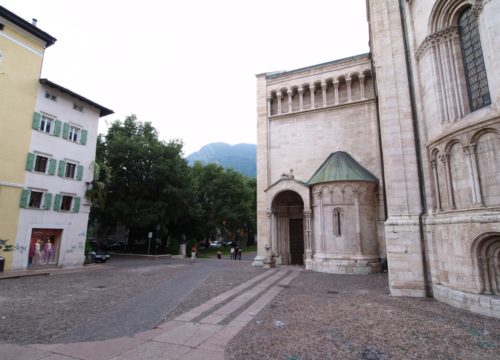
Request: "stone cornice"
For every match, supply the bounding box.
[268,98,375,120]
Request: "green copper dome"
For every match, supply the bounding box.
[307,151,379,185]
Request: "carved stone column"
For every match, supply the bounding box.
[333,79,339,105]
[309,84,315,109]
[303,207,312,260]
[321,81,327,107]
[440,153,455,209]
[464,144,483,205]
[353,188,362,254]
[298,87,304,111]
[263,209,274,269]
[346,76,352,102]
[287,89,293,113]
[480,257,492,294]
[431,159,442,211]
[276,92,282,115]
[314,191,325,259]
[359,74,365,100]
[266,97,272,116]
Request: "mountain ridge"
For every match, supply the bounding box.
[186,142,256,177]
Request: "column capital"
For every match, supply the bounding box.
[298,87,304,94]
[359,74,365,81]
[430,159,437,168]
[303,207,312,216]
[321,82,327,89]
[345,77,352,83]
[439,153,450,163]
[287,89,293,96]
[276,92,282,98]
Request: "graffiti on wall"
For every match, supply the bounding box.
[0,238,13,252]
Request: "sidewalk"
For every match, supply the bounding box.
[0,268,301,360]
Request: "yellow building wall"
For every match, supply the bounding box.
[0,23,46,270]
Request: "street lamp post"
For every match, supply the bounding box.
[156,224,160,256]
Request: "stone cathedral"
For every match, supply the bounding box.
[255,0,500,318]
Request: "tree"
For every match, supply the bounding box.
[190,162,255,247]
[96,115,194,251]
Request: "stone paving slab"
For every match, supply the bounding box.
[0,344,48,360]
[110,341,192,360]
[31,336,146,360]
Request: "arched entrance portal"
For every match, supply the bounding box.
[272,190,305,265]
[473,233,500,295]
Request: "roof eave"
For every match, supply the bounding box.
[40,79,114,117]
[0,6,56,47]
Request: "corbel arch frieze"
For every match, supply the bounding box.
[470,127,499,145]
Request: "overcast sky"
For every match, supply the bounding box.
[4,0,369,155]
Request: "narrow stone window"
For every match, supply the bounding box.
[458,6,491,112]
[333,208,343,237]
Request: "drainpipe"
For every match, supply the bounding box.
[397,0,431,297]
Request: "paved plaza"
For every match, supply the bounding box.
[1,257,499,359]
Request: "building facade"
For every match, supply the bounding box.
[11,80,112,270]
[256,0,500,318]
[0,7,55,271]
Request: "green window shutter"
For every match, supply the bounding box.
[62,123,70,139]
[53,194,62,211]
[26,153,35,171]
[48,158,57,175]
[73,197,81,213]
[43,193,53,210]
[76,165,84,181]
[20,189,30,208]
[57,160,66,177]
[80,129,88,145]
[32,112,41,130]
[54,120,62,137]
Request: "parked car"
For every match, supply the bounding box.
[209,241,222,248]
[86,250,111,263]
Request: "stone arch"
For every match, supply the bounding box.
[429,0,473,33]
[271,190,305,266]
[448,140,472,209]
[475,130,500,206]
[471,232,500,294]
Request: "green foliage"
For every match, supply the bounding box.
[90,115,256,252]
[190,162,255,246]
[168,238,180,255]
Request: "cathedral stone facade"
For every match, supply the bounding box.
[255,0,500,318]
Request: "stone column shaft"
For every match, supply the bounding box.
[298,87,304,111]
[321,82,327,107]
[346,77,352,102]
[333,80,339,105]
[359,74,365,99]
[276,93,282,114]
[310,85,315,109]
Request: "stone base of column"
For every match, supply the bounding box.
[385,216,427,297]
[252,255,265,267]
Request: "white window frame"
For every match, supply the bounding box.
[69,125,80,142]
[40,114,55,134]
[60,194,73,212]
[34,154,49,174]
[65,161,78,179]
[28,190,44,209]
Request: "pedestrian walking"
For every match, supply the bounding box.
[230,246,235,260]
[191,245,197,263]
[238,248,242,260]
[217,250,222,259]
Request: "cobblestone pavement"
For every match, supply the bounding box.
[1,259,499,359]
[226,271,500,360]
